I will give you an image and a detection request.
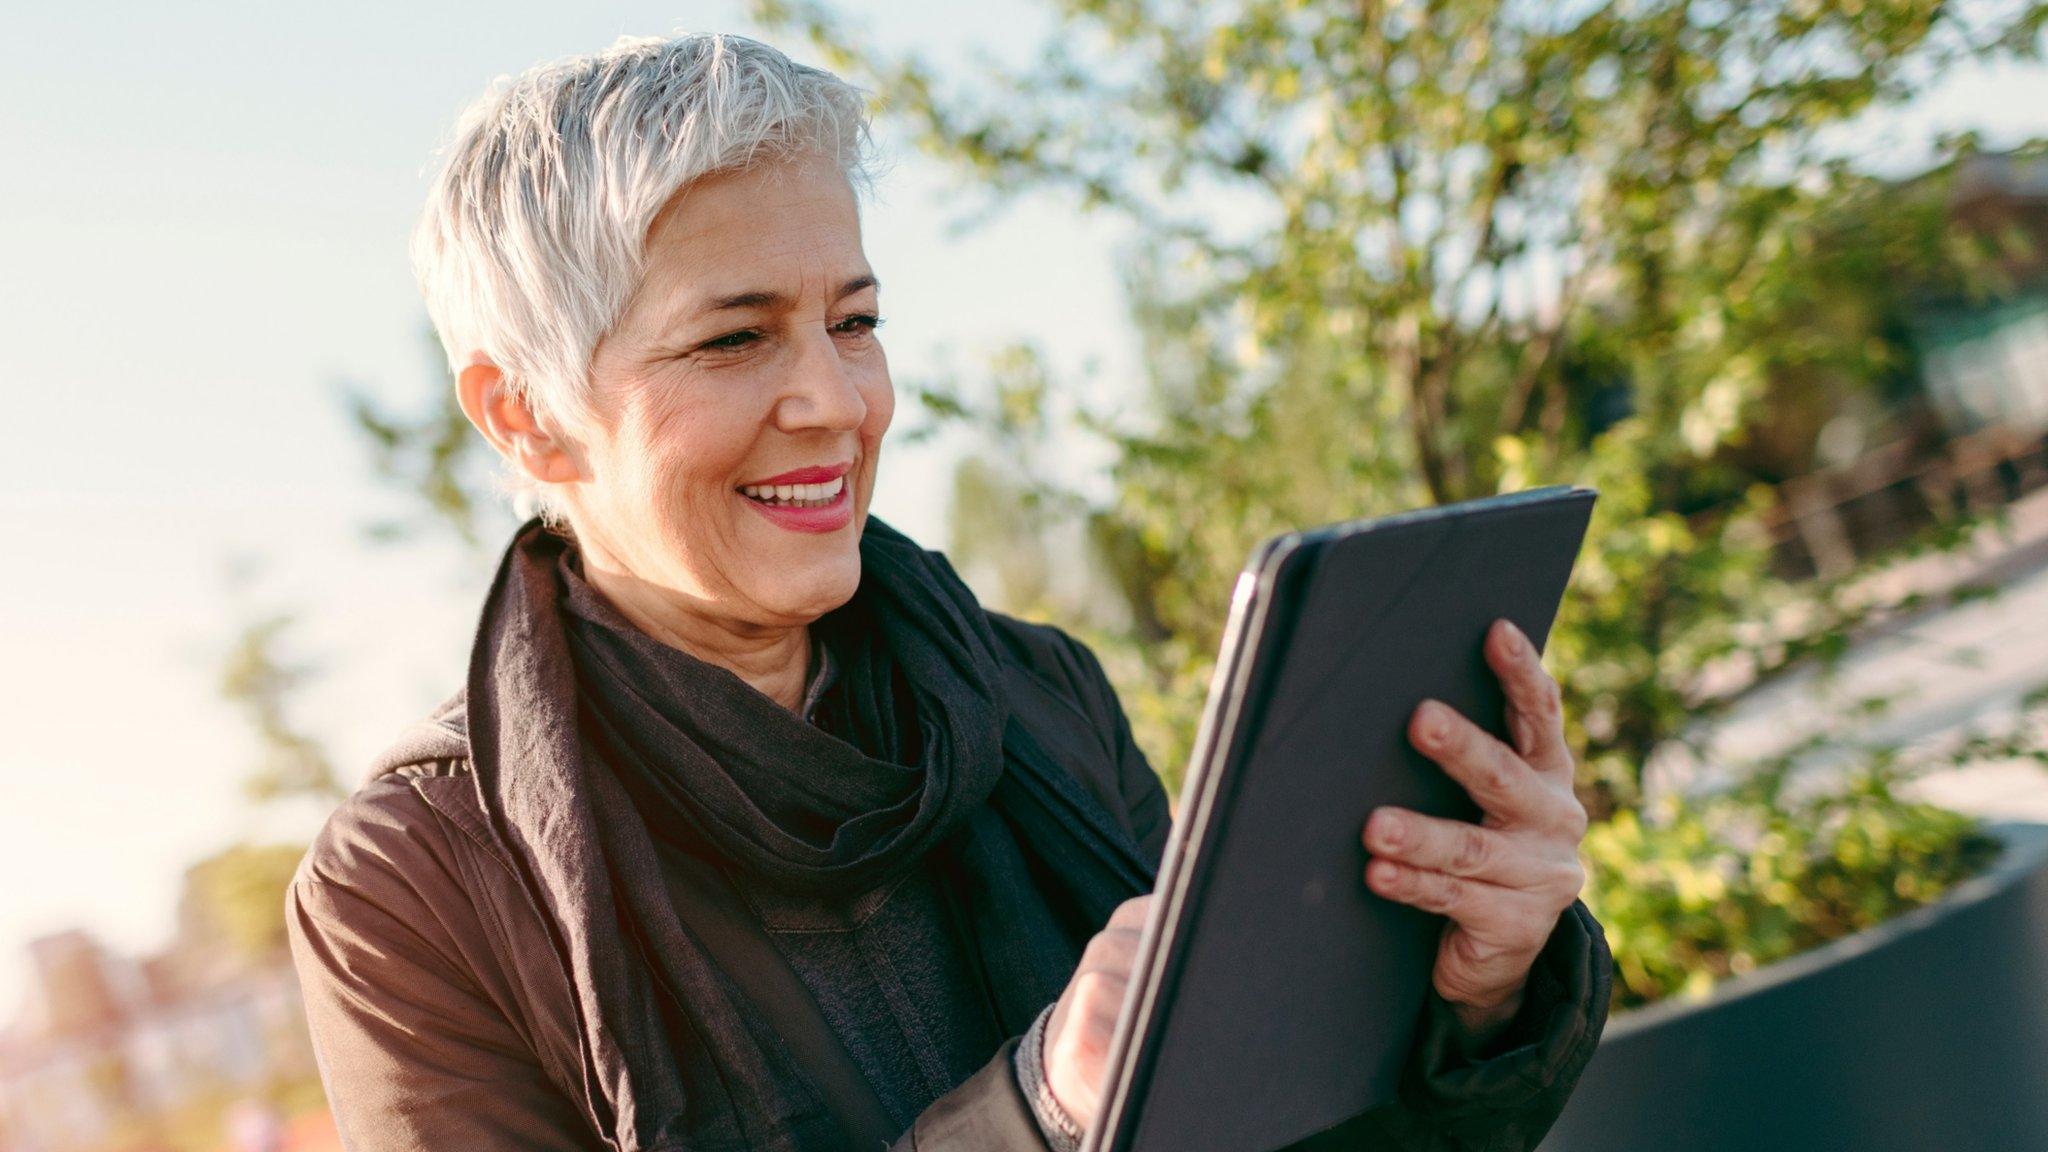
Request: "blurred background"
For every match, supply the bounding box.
[4,1,2047,1148]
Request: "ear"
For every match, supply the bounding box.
[455,358,584,486]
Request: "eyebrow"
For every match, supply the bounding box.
[705,275,880,313]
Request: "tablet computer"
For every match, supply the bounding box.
[1083,485,1597,1152]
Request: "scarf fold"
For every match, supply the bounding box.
[461,517,1154,1152]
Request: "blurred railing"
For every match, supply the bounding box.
[1766,427,2048,580]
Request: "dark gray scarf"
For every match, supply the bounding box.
[462,517,1153,1151]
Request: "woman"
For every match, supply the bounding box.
[287,33,1610,1152]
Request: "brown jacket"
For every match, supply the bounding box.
[287,613,1609,1151]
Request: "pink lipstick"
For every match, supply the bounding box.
[736,460,855,534]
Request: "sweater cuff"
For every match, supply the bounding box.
[1013,1004,1084,1152]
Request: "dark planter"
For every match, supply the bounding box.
[1542,822,2048,1152]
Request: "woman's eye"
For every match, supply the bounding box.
[834,313,884,336]
[702,329,761,351]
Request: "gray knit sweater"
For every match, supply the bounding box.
[704,636,1079,1146]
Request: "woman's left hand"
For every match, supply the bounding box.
[1361,618,1590,1045]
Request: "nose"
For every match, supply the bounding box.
[775,323,867,433]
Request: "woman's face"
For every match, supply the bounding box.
[565,152,892,631]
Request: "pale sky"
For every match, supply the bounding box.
[0,1,2041,1016]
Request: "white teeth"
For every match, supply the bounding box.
[738,474,848,507]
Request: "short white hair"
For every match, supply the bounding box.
[412,33,877,510]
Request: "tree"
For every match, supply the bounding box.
[218,599,344,806]
[756,0,2048,813]
[180,843,311,962]
[206,564,345,980]
[343,325,514,552]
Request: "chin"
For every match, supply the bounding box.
[757,543,863,623]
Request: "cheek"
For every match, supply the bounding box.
[674,379,763,459]
[860,363,895,442]
[620,391,759,517]
[856,369,893,510]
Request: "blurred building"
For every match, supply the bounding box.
[1759,149,2048,578]
[1913,151,2048,438]
[0,901,316,1151]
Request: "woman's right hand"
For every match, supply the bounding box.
[1042,894,1153,1130]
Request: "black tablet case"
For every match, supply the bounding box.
[1087,487,1596,1152]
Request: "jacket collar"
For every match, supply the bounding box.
[365,689,471,785]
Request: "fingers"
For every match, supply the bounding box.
[1106,894,1153,932]
[1376,631,1587,1018]
[1410,700,1570,830]
[1366,808,1514,886]
[1365,807,1586,892]
[1485,619,1572,777]
[1366,830,1582,1015]
[1368,808,1507,879]
[1068,897,1148,1009]
[1364,859,1558,953]
[1057,966,1130,1050]
[1045,897,1153,1130]
[1080,918,1143,975]
[1366,858,1485,919]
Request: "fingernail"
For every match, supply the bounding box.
[1502,619,1530,653]
[1419,700,1450,744]
[1370,810,1404,849]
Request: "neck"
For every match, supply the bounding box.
[576,544,813,714]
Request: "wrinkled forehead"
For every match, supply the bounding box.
[625,156,875,325]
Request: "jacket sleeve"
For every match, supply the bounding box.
[287,849,600,1150]
[1302,900,1611,1151]
[1070,629,1613,1152]
[888,1038,1051,1151]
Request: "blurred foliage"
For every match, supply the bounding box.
[93,1072,326,1152]
[211,566,344,981]
[343,325,513,551]
[1585,688,2048,1007]
[218,604,343,807]
[180,843,311,962]
[1586,788,1995,1008]
[755,0,2048,1007]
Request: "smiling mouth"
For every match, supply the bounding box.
[737,476,848,508]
